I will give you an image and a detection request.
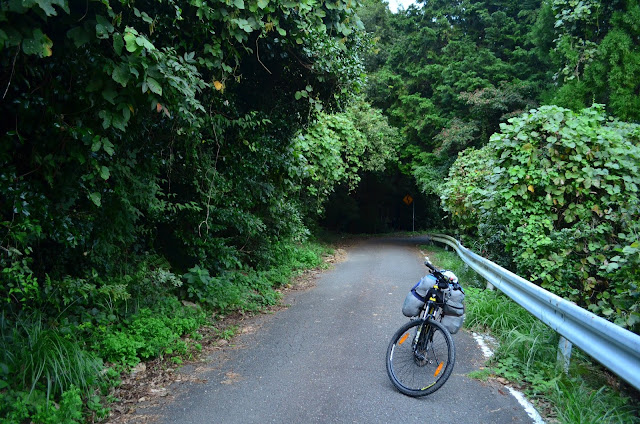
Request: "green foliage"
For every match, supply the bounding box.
[0,0,369,302]
[359,0,547,208]
[439,146,493,231]
[0,0,401,419]
[0,385,84,424]
[293,98,400,213]
[542,0,640,121]
[466,287,559,380]
[442,105,640,332]
[1,0,370,412]
[0,313,99,423]
[0,314,102,400]
[550,379,640,424]
[182,265,245,312]
[96,298,205,366]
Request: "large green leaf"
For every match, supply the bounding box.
[112,64,129,87]
[22,29,53,57]
[89,192,102,207]
[35,0,69,16]
[146,77,162,95]
[67,26,91,48]
[113,33,124,55]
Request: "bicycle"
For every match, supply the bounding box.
[385,257,458,397]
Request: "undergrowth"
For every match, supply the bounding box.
[424,244,640,424]
[0,240,331,423]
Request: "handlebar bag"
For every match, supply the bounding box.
[414,274,438,299]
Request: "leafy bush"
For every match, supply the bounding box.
[293,99,400,214]
[0,386,84,424]
[442,105,640,332]
[96,298,205,366]
[180,241,327,313]
[181,265,243,312]
[1,0,368,311]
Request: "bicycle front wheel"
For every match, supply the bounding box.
[386,319,455,397]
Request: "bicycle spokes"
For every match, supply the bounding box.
[386,319,455,397]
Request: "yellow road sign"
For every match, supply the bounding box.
[403,194,413,206]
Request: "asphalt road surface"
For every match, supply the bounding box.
[152,236,539,423]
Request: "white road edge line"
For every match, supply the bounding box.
[472,332,495,359]
[506,386,546,424]
[472,332,546,424]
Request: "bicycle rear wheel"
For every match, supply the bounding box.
[386,319,455,397]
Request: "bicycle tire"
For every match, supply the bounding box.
[386,319,455,397]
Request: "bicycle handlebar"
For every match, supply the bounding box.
[424,257,451,290]
[423,256,437,272]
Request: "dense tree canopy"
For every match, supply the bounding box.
[354,0,640,332]
[542,0,640,121]
[1,0,639,420]
[0,0,402,419]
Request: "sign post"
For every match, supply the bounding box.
[402,194,414,232]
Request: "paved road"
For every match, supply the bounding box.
[154,236,538,423]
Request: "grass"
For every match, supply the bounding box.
[551,379,638,424]
[423,244,640,424]
[0,313,102,401]
[420,244,486,288]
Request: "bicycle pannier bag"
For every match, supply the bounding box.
[401,290,424,317]
[401,274,438,317]
[443,287,465,316]
[441,314,465,334]
[441,286,465,334]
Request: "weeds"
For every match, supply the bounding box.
[0,314,100,423]
[427,245,640,424]
[0,240,330,422]
[0,313,102,400]
[551,379,637,424]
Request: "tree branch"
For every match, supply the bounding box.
[256,38,272,75]
[3,46,20,100]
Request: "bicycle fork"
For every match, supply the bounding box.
[412,321,444,377]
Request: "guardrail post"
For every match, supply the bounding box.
[557,336,572,373]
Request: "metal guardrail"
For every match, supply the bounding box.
[425,233,640,391]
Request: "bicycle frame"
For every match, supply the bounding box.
[413,297,443,351]
[420,299,442,321]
